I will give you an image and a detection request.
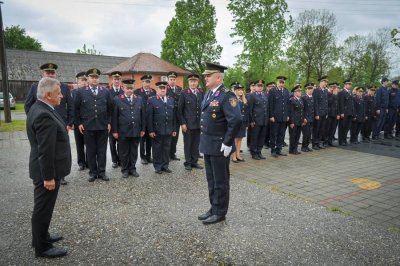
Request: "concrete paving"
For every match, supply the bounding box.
[0,131,399,265]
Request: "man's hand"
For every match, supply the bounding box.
[181,124,187,133]
[140,131,145,137]
[376,110,380,115]
[67,125,73,132]
[286,116,289,122]
[113,133,118,140]
[107,124,111,133]
[315,115,320,120]
[250,122,255,128]
[290,123,295,128]
[44,179,56,191]
[340,114,344,118]
[270,117,275,123]
[336,115,340,120]
[172,131,177,137]
[220,143,232,157]
[78,124,85,134]
[149,132,156,138]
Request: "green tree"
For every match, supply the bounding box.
[223,66,246,90]
[161,0,222,81]
[228,0,291,80]
[287,10,338,83]
[76,44,102,55]
[340,35,367,81]
[391,28,400,48]
[4,25,42,51]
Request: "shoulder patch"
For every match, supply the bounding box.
[229,97,238,108]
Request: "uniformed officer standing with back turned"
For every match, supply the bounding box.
[108,71,124,168]
[178,73,204,171]
[247,79,269,160]
[269,76,290,157]
[198,63,241,225]
[112,79,145,178]
[135,75,157,164]
[74,68,113,182]
[147,81,176,174]
[166,71,183,161]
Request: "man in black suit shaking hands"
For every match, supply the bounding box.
[26,77,72,258]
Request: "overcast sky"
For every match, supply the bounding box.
[3,0,400,75]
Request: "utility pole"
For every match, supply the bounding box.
[0,1,11,123]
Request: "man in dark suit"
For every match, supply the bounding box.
[177,73,204,171]
[25,63,73,185]
[269,76,290,157]
[326,82,340,146]
[372,78,390,140]
[247,80,269,160]
[338,80,354,146]
[71,72,88,171]
[74,68,113,182]
[166,71,183,161]
[147,81,177,174]
[134,75,157,165]
[288,84,305,155]
[301,83,315,152]
[108,71,125,168]
[27,77,71,258]
[198,63,241,225]
[112,79,145,178]
[362,86,377,142]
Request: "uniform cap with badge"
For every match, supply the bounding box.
[305,82,315,89]
[86,68,101,77]
[202,62,228,75]
[318,75,328,82]
[41,63,58,73]
[187,73,200,80]
[291,84,302,92]
[328,82,338,87]
[233,83,244,90]
[167,71,178,78]
[76,72,87,80]
[343,79,352,85]
[122,79,135,88]
[141,74,153,81]
[266,82,275,87]
[276,76,287,82]
[156,81,168,88]
[111,71,122,78]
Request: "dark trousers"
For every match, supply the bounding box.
[152,135,171,171]
[362,117,376,139]
[246,126,252,148]
[384,108,398,135]
[183,128,200,166]
[302,122,312,148]
[85,129,108,177]
[74,127,87,166]
[204,154,230,216]
[270,121,287,152]
[350,120,363,142]
[119,136,140,173]
[373,108,387,138]
[264,123,271,147]
[32,179,60,253]
[289,125,301,153]
[109,132,119,164]
[140,132,152,160]
[396,113,400,136]
[326,116,338,144]
[339,116,352,145]
[250,125,267,154]
[170,123,180,157]
[312,115,327,145]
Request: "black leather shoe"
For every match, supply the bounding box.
[191,163,203,169]
[122,172,129,178]
[99,175,109,181]
[312,145,320,150]
[252,154,260,160]
[78,164,85,171]
[36,247,67,258]
[112,162,118,168]
[198,211,212,221]
[48,233,63,243]
[130,171,139,177]
[202,215,226,225]
[155,170,162,174]
[341,143,348,146]
[185,165,192,170]
[232,159,239,163]
[141,159,148,165]
[60,178,68,185]
[162,168,172,173]
[283,142,288,147]
[170,155,180,161]
[88,176,96,182]
[271,151,279,158]
[301,147,308,152]
[276,151,287,156]
[258,154,266,160]
[147,158,153,163]
[318,145,325,149]
[237,158,245,162]
[306,147,313,152]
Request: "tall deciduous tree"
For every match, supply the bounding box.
[228,0,291,81]
[340,35,367,81]
[4,25,42,51]
[161,0,222,79]
[287,10,338,83]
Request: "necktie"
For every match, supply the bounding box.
[127,96,131,103]
[206,90,212,100]
[92,88,97,95]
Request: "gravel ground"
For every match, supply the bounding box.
[0,143,399,265]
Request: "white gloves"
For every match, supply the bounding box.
[220,143,232,157]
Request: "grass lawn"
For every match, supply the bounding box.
[12,102,24,112]
[0,120,26,132]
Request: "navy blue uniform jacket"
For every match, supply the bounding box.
[112,94,145,138]
[146,95,176,135]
